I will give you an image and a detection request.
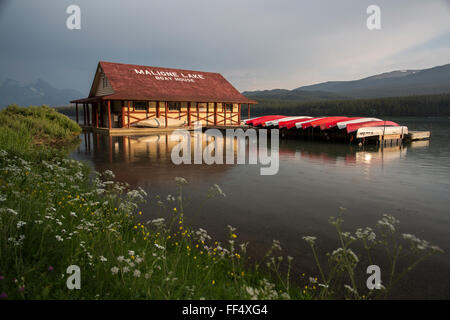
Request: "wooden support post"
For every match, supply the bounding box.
[214,102,217,125]
[128,101,131,128]
[165,101,168,128]
[223,103,226,125]
[95,103,99,128]
[107,100,112,130]
[121,102,125,128]
[206,103,209,125]
[196,102,199,125]
[248,104,250,120]
[91,104,94,126]
[188,102,191,126]
[75,103,79,124]
[83,104,86,126]
[156,102,160,118]
[100,103,103,127]
[238,103,241,125]
[87,104,90,126]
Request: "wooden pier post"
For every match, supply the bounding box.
[107,100,112,130]
[188,102,191,126]
[247,104,250,120]
[214,102,217,125]
[128,101,131,128]
[196,102,199,125]
[223,103,226,125]
[165,101,168,128]
[95,103,99,128]
[83,103,87,126]
[75,103,79,124]
[238,103,241,125]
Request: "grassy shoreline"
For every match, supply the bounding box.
[0,105,443,300]
[0,105,303,299]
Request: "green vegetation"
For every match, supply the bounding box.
[302,209,443,299]
[247,93,450,117]
[0,105,442,299]
[0,104,81,154]
[0,105,305,299]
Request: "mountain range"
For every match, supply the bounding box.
[0,78,83,108]
[1,63,449,108]
[243,63,450,101]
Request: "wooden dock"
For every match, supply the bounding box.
[406,131,431,141]
[81,125,249,136]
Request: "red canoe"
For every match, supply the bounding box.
[321,117,363,130]
[346,120,399,133]
[260,115,289,127]
[286,117,322,130]
[252,115,286,127]
[302,117,349,129]
[245,116,278,126]
[278,117,311,129]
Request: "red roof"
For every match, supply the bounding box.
[71,61,256,104]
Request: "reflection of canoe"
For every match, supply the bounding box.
[356,126,408,138]
[137,135,160,143]
[133,117,186,128]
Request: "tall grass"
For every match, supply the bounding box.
[0,105,443,299]
[0,106,303,299]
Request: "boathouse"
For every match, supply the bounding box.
[70,61,257,130]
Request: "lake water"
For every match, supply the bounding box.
[70,117,450,299]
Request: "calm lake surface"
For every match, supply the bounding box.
[70,117,450,299]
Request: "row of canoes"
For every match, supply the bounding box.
[244,115,408,139]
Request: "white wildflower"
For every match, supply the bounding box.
[133,270,141,278]
[111,267,119,274]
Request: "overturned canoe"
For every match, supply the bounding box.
[133,117,186,128]
[252,115,286,127]
[346,120,399,133]
[321,117,360,130]
[266,116,312,127]
[294,117,325,129]
[278,117,312,129]
[336,118,381,130]
[302,116,348,129]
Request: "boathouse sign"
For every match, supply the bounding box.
[134,68,205,83]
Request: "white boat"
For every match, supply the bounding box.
[336,118,381,130]
[356,126,408,138]
[266,116,312,127]
[133,117,186,128]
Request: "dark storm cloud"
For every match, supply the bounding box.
[0,0,449,94]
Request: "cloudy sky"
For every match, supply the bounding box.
[1,0,450,94]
